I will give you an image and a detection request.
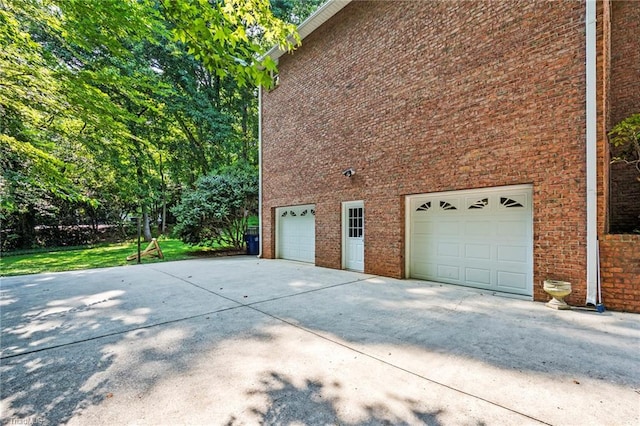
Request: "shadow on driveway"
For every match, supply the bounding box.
[1,257,638,425]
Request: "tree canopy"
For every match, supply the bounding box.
[162,0,297,87]
[1,0,308,250]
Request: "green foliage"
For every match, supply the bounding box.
[1,0,295,249]
[57,0,167,56]
[609,113,640,181]
[172,170,258,249]
[0,0,84,223]
[1,0,160,245]
[161,0,299,88]
[270,0,325,24]
[1,0,315,249]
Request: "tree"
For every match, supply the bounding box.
[161,0,298,88]
[1,0,92,249]
[171,169,258,249]
[1,0,297,249]
[270,0,325,24]
[609,113,640,182]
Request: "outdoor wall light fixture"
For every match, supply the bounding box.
[342,168,356,177]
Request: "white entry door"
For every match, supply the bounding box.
[343,201,364,272]
[276,204,315,263]
[407,185,533,296]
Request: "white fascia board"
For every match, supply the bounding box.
[266,0,352,61]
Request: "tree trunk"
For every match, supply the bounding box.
[162,203,166,235]
[142,209,152,242]
[241,102,248,162]
[159,152,166,235]
[17,210,37,249]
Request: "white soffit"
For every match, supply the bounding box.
[266,0,352,61]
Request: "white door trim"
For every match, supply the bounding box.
[342,200,365,272]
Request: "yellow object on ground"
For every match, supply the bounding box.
[126,238,163,261]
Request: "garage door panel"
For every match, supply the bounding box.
[465,221,493,236]
[437,242,460,257]
[437,221,460,236]
[412,220,434,235]
[409,186,533,296]
[497,220,528,238]
[464,243,491,259]
[411,261,435,279]
[465,268,491,285]
[497,271,528,290]
[437,264,460,281]
[299,248,314,262]
[497,245,527,263]
[411,234,433,248]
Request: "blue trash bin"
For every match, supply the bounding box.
[247,235,259,255]
[244,227,259,255]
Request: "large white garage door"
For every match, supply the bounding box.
[276,204,315,263]
[408,185,533,296]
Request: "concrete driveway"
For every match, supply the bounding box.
[1,257,638,425]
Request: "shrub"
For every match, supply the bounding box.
[171,170,258,249]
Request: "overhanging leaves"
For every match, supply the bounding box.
[161,0,298,88]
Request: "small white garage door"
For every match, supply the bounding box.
[276,204,315,263]
[408,185,533,296]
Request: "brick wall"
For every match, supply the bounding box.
[596,0,609,236]
[608,0,640,233]
[599,234,640,313]
[596,1,640,313]
[262,1,588,303]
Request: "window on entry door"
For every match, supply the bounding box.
[348,207,363,238]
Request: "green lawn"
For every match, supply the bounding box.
[0,238,227,277]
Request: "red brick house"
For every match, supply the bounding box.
[259,0,639,312]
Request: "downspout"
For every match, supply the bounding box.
[585,0,598,305]
[258,85,263,258]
